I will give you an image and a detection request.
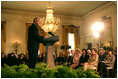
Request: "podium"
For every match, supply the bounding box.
[43,36,59,68]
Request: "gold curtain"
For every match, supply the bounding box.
[62,25,80,53]
[1,21,6,53]
[26,23,46,58]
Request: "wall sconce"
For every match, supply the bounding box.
[13,40,20,54]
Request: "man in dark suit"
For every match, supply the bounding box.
[27,17,48,69]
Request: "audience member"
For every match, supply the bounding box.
[87,50,91,56]
[1,52,7,67]
[70,48,80,69]
[19,53,27,64]
[83,48,98,71]
[98,48,106,72]
[64,50,71,67]
[79,48,89,67]
[70,49,75,65]
[79,49,82,58]
[114,49,117,77]
[71,49,75,56]
[7,52,18,66]
[56,51,65,65]
[40,53,46,63]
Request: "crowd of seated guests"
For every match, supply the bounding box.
[1,47,117,77]
[54,47,117,77]
[1,52,28,67]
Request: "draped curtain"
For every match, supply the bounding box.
[62,25,80,53]
[1,21,6,53]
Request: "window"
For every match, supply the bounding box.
[68,33,75,55]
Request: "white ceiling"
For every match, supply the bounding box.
[1,1,111,17]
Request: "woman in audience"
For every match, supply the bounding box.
[83,48,98,71]
[64,50,71,67]
[79,48,89,67]
[99,49,115,77]
[70,48,80,69]
[1,52,7,67]
[56,51,65,65]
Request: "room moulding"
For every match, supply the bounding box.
[82,2,116,18]
[1,8,81,20]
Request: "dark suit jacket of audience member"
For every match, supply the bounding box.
[79,54,89,66]
[56,57,65,65]
[70,55,74,64]
[65,56,71,63]
[7,55,17,66]
[99,53,106,62]
[114,54,117,69]
[1,57,7,66]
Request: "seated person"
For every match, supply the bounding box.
[64,50,71,67]
[70,49,75,65]
[56,51,65,65]
[18,53,27,65]
[40,53,46,63]
[99,49,115,76]
[1,52,7,67]
[79,48,89,67]
[98,48,106,72]
[114,49,117,77]
[87,49,92,56]
[83,48,98,71]
[7,52,17,66]
[70,48,80,69]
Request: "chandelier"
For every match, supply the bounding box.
[40,2,60,33]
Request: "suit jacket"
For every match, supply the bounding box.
[27,23,44,51]
[79,54,89,65]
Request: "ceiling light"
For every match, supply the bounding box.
[40,1,60,33]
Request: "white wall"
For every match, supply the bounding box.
[82,2,117,49]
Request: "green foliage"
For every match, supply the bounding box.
[1,63,101,78]
[55,65,77,78]
[75,67,87,78]
[1,64,17,78]
[85,69,101,78]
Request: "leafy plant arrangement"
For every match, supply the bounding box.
[1,63,101,78]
